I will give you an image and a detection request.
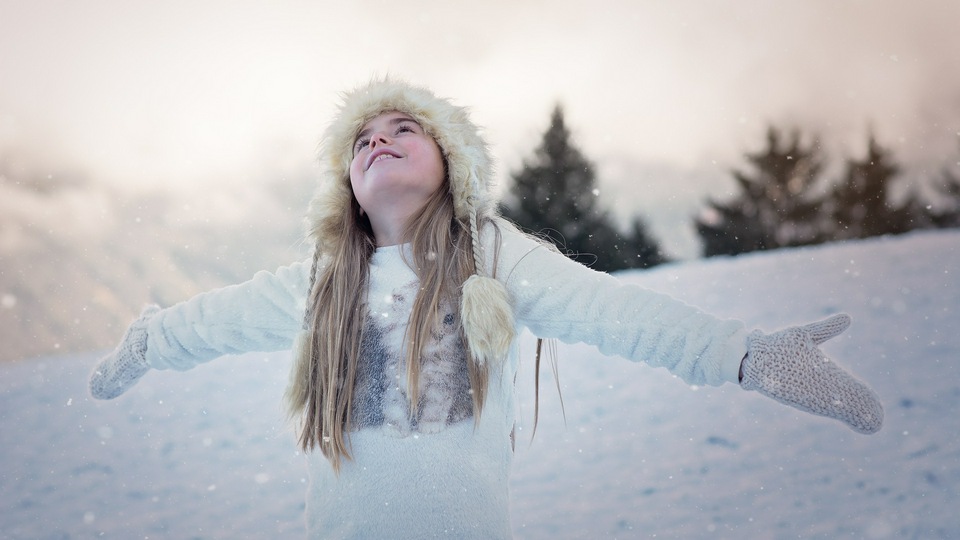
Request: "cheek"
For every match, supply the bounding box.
[349,156,364,187]
[349,151,362,173]
[348,158,368,205]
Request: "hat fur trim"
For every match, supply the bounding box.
[307,77,495,250]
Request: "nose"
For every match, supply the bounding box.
[369,131,391,149]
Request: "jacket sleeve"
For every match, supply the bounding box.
[488,222,746,386]
[144,259,312,371]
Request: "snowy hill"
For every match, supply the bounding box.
[1,230,957,539]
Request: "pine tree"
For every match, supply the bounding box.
[695,127,827,257]
[624,216,669,268]
[500,105,666,271]
[828,135,921,239]
[929,154,960,228]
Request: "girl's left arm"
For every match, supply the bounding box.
[488,221,883,433]
[489,223,745,387]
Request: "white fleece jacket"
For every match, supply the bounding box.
[143,221,747,539]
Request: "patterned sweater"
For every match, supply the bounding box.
[143,221,747,539]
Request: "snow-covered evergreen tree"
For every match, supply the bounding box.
[929,150,960,228]
[828,135,918,239]
[500,106,666,270]
[695,127,827,257]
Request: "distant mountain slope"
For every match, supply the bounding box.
[0,172,311,362]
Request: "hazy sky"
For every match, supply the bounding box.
[2,0,959,256]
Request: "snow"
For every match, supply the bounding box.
[2,230,958,539]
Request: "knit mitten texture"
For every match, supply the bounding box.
[740,314,883,434]
[89,305,160,400]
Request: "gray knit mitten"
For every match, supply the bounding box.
[740,314,883,434]
[89,305,160,400]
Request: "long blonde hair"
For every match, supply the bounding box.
[286,181,496,470]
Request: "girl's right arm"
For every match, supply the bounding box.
[145,260,311,370]
[90,259,312,399]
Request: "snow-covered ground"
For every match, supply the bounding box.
[1,230,957,539]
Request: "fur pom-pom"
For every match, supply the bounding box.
[461,274,515,367]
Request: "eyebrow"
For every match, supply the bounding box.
[355,115,420,142]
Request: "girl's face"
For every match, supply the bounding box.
[349,112,445,228]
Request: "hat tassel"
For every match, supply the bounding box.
[461,272,515,367]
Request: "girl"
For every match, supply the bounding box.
[90,78,883,539]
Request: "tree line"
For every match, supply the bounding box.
[500,106,960,271]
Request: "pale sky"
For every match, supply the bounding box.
[2,0,959,256]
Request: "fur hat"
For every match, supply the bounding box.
[305,77,515,366]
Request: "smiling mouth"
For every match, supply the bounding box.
[366,151,401,170]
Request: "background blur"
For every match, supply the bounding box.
[3,0,960,362]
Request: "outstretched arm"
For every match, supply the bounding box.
[489,221,883,433]
[89,259,311,399]
[490,222,745,387]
